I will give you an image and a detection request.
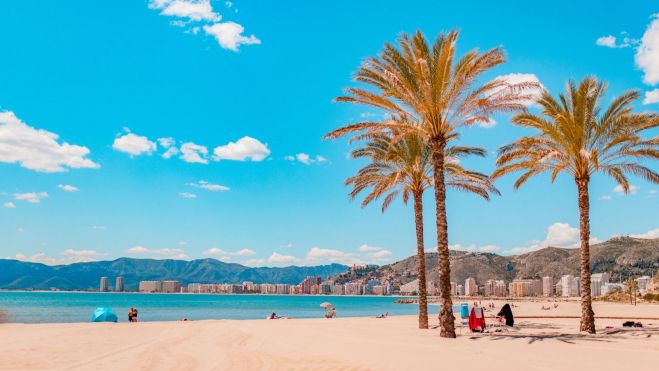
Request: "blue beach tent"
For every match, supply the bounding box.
[460,302,469,319]
[91,307,118,322]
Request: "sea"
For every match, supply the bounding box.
[0,292,445,324]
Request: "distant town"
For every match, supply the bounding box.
[98,265,656,298]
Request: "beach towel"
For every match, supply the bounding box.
[468,307,486,332]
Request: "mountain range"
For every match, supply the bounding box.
[0,258,348,291]
[334,237,659,286]
[2,237,656,291]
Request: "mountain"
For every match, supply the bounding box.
[345,237,659,286]
[0,258,348,291]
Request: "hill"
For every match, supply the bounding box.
[0,258,348,291]
[349,237,659,286]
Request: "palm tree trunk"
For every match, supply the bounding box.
[430,137,455,338]
[576,177,595,334]
[413,191,429,329]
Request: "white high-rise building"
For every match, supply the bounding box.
[561,275,579,297]
[465,277,477,296]
[590,273,610,297]
[542,277,553,297]
[99,277,109,292]
[115,277,124,292]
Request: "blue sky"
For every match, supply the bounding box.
[0,0,657,267]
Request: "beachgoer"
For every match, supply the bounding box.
[269,312,279,320]
[128,308,134,323]
[325,308,336,319]
[497,304,514,327]
[132,308,138,322]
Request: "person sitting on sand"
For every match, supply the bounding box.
[269,312,281,320]
[497,304,514,327]
[325,308,336,319]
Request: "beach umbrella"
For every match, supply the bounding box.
[91,307,118,323]
[320,302,332,308]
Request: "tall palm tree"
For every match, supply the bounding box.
[325,30,530,337]
[492,77,659,333]
[347,130,498,329]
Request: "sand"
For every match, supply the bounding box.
[1,300,658,371]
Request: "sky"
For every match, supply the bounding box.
[0,0,657,267]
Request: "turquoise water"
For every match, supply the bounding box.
[0,292,437,323]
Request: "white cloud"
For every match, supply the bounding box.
[635,15,659,85]
[235,248,256,256]
[57,184,79,192]
[506,222,601,255]
[598,195,612,201]
[162,146,180,159]
[113,132,157,156]
[613,184,639,195]
[92,225,106,230]
[149,0,220,22]
[179,142,209,164]
[158,137,176,148]
[477,118,496,128]
[126,246,189,259]
[213,136,270,161]
[267,252,301,265]
[285,153,328,165]
[179,192,197,199]
[203,247,229,256]
[243,258,265,267]
[304,247,357,265]
[14,192,48,204]
[630,228,659,239]
[364,249,393,262]
[203,247,255,260]
[448,243,502,253]
[14,249,103,265]
[203,22,260,51]
[3,202,16,208]
[186,180,230,192]
[358,244,382,252]
[490,73,545,106]
[158,137,180,158]
[0,111,99,172]
[643,88,659,105]
[596,35,617,48]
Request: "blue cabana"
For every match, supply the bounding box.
[91,307,118,322]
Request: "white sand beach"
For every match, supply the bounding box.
[1,300,658,371]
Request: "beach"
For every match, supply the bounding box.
[1,300,657,371]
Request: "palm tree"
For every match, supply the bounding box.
[346,130,498,329]
[492,77,659,333]
[325,30,530,337]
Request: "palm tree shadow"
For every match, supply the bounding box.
[469,327,657,345]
